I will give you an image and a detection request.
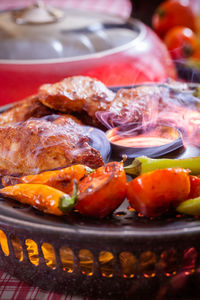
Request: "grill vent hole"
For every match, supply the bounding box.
[59,246,74,273]
[119,251,138,278]
[25,239,39,266]
[41,243,57,269]
[79,249,94,276]
[182,247,197,274]
[157,249,177,276]
[10,235,23,261]
[0,230,9,256]
[139,251,157,278]
[99,251,114,277]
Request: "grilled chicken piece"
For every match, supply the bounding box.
[110,85,161,114]
[38,76,115,121]
[0,115,103,176]
[96,85,163,128]
[0,95,53,126]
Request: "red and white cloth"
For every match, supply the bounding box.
[0,0,132,19]
[0,271,78,300]
[0,270,96,300]
[0,1,132,299]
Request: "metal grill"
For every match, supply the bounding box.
[1,203,200,299]
[1,86,200,299]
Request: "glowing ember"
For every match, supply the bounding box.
[106,124,183,158]
[110,136,174,147]
[108,135,174,148]
[106,126,180,149]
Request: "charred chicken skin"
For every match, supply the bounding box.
[0,115,103,176]
[38,76,115,120]
[0,95,53,126]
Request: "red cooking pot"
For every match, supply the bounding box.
[0,2,176,105]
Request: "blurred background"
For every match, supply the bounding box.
[1,0,200,104]
[131,0,163,25]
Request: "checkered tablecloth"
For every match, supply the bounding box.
[0,271,80,300]
[0,0,132,19]
[0,0,132,299]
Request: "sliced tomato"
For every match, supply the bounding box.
[188,175,200,199]
[75,162,127,218]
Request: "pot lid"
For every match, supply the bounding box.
[0,1,139,60]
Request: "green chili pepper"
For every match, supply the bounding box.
[124,156,200,177]
[176,197,200,216]
[59,180,78,213]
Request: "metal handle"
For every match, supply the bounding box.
[11,1,65,25]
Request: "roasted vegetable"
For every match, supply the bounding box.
[2,164,92,195]
[177,175,200,216]
[75,161,127,218]
[176,196,200,216]
[0,162,126,218]
[0,181,78,216]
[127,168,190,217]
[125,156,200,177]
[188,175,200,198]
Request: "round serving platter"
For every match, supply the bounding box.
[0,86,200,299]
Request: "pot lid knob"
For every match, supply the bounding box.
[12,1,65,25]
